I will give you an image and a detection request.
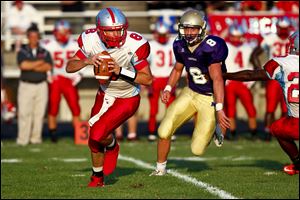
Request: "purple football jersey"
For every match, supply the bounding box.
[173,35,228,95]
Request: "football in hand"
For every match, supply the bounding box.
[94,51,113,84]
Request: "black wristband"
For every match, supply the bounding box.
[119,67,137,82]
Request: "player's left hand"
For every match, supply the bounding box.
[216,110,230,130]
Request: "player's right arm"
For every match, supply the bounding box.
[161,61,184,104]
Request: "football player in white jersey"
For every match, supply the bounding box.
[40,20,82,143]
[147,21,176,142]
[225,24,258,140]
[224,31,299,175]
[66,7,152,187]
[251,17,293,141]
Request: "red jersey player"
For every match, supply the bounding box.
[251,17,293,141]
[41,20,82,143]
[147,21,176,142]
[224,31,299,175]
[225,24,258,140]
[66,7,153,187]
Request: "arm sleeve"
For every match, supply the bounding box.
[173,42,184,64]
[44,50,53,65]
[209,39,228,65]
[132,41,151,71]
[263,59,280,79]
[17,50,26,65]
[74,33,88,60]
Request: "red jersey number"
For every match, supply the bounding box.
[234,51,244,68]
[130,33,142,41]
[155,50,173,67]
[53,51,75,68]
[287,72,299,103]
[272,42,289,57]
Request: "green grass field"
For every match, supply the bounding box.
[1,136,299,199]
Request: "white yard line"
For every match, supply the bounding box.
[119,155,240,199]
[1,159,22,163]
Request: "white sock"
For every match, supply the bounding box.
[156,161,167,171]
[107,137,115,148]
[92,166,103,172]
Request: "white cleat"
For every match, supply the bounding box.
[171,135,177,141]
[149,169,167,176]
[148,135,157,141]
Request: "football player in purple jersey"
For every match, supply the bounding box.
[150,9,230,176]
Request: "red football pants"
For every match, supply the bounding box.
[266,80,287,114]
[89,90,140,144]
[148,77,175,133]
[270,116,299,140]
[48,75,81,117]
[225,81,256,118]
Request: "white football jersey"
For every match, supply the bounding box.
[40,38,81,79]
[265,55,299,118]
[226,42,256,88]
[148,39,175,78]
[261,33,290,58]
[76,29,149,98]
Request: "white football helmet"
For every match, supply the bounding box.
[178,9,207,45]
[289,30,299,55]
[96,7,128,48]
[53,20,71,44]
[153,21,170,44]
[276,17,292,39]
[228,24,244,46]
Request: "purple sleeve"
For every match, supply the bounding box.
[173,40,184,64]
[205,36,228,65]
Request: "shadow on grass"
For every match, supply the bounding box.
[220,159,284,171]
[167,159,211,172]
[77,166,142,185]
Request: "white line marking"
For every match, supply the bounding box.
[119,155,239,199]
[50,157,87,162]
[1,159,22,163]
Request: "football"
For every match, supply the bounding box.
[94,51,113,84]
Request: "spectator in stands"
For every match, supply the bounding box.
[238,1,267,11]
[16,24,52,146]
[6,1,41,52]
[60,1,85,34]
[271,1,299,14]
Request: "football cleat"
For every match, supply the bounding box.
[87,175,104,187]
[127,133,139,141]
[148,134,157,142]
[149,169,167,176]
[103,142,120,175]
[171,135,177,141]
[283,164,299,175]
[214,124,224,147]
